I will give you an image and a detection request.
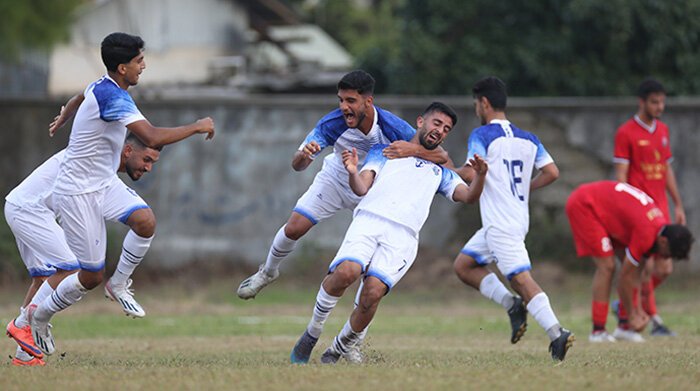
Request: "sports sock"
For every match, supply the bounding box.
[479,273,514,310]
[33,273,88,324]
[15,346,32,361]
[641,279,657,316]
[263,226,297,274]
[652,314,664,326]
[110,230,153,287]
[592,300,609,332]
[306,286,340,338]
[16,280,55,328]
[15,307,28,328]
[526,292,561,341]
[332,320,363,355]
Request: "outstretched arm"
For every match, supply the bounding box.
[530,162,559,191]
[49,93,85,137]
[127,117,215,148]
[382,141,449,164]
[451,154,488,204]
[342,148,375,196]
[291,141,321,172]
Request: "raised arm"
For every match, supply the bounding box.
[382,140,449,164]
[49,93,85,137]
[451,154,488,204]
[291,141,321,172]
[127,117,215,148]
[666,164,686,225]
[530,162,560,191]
[342,148,375,196]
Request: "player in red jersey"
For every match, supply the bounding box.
[565,181,693,343]
[613,79,686,336]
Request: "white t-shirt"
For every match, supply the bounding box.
[356,144,465,235]
[54,75,144,195]
[6,150,65,207]
[465,119,554,237]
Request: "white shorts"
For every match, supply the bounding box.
[294,168,361,224]
[460,226,532,280]
[329,211,418,291]
[52,177,149,272]
[4,201,78,277]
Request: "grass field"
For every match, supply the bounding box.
[0,275,699,391]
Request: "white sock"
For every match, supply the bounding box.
[15,346,32,361]
[34,273,88,324]
[526,292,561,341]
[16,280,56,327]
[332,320,363,355]
[263,226,297,274]
[306,286,340,338]
[110,230,153,287]
[15,306,28,328]
[479,273,514,310]
[652,314,664,326]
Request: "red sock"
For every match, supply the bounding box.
[641,279,657,316]
[617,288,639,330]
[592,301,609,331]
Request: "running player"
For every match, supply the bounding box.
[565,181,693,341]
[9,32,215,357]
[451,76,574,361]
[237,70,448,299]
[289,102,486,364]
[5,134,160,364]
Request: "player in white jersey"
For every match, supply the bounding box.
[237,70,448,299]
[451,77,573,361]
[5,134,161,365]
[10,32,215,358]
[289,102,487,364]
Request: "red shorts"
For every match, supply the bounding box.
[565,189,614,258]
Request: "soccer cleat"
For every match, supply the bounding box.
[290,330,319,364]
[507,296,528,344]
[588,331,616,343]
[650,323,677,337]
[344,345,363,364]
[11,356,46,366]
[237,265,279,300]
[612,327,645,342]
[29,305,55,356]
[320,346,341,364]
[549,328,575,361]
[105,278,146,318]
[6,318,43,359]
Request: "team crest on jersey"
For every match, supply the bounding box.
[662,137,668,147]
[414,158,430,168]
[432,166,440,176]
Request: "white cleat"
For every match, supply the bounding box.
[28,305,55,356]
[588,331,616,343]
[612,327,645,343]
[105,279,146,318]
[344,345,364,364]
[237,265,279,299]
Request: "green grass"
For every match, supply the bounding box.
[1,278,699,391]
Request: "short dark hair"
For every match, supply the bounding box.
[472,76,507,111]
[422,101,458,126]
[661,224,694,260]
[637,79,666,100]
[125,133,162,151]
[101,32,145,72]
[337,70,375,96]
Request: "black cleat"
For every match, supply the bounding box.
[507,297,528,344]
[650,323,677,337]
[320,347,341,364]
[290,330,319,364]
[549,328,575,361]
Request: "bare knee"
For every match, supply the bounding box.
[510,271,542,302]
[358,281,386,312]
[78,269,104,290]
[323,261,362,295]
[127,208,156,238]
[284,213,314,240]
[453,254,486,288]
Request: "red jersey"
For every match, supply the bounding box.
[613,116,672,217]
[566,181,667,264]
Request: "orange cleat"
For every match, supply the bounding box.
[11,356,46,366]
[6,319,43,359]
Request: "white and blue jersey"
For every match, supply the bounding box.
[357,144,466,236]
[465,119,553,237]
[54,75,145,195]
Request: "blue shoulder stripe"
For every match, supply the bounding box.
[93,79,139,122]
[376,106,415,142]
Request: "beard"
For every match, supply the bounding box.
[125,165,141,181]
[418,132,440,150]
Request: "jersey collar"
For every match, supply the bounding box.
[634,115,657,134]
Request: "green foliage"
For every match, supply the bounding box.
[303,0,700,96]
[0,0,84,60]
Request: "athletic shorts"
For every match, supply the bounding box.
[293,167,361,225]
[4,201,78,277]
[328,211,418,291]
[565,190,613,258]
[460,226,532,280]
[52,177,149,271]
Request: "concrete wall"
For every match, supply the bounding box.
[2,95,698,269]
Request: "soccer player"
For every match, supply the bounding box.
[237,70,448,299]
[5,134,161,365]
[289,102,486,364]
[451,76,574,361]
[613,79,686,337]
[565,181,693,342]
[8,32,215,357]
